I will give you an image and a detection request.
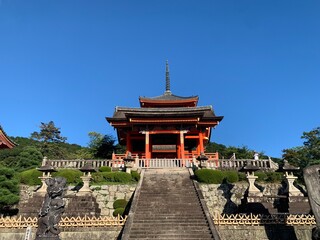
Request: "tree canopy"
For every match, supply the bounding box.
[283,127,320,169]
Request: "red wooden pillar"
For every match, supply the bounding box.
[180,131,185,160]
[145,131,151,166]
[126,132,131,154]
[199,131,204,154]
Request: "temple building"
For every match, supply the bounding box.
[0,125,17,149]
[106,62,223,159]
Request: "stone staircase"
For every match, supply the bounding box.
[123,168,218,239]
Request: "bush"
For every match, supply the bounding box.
[113,199,128,209]
[113,172,132,183]
[195,169,224,184]
[18,169,42,185]
[223,171,239,183]
[52,169,82,184]
[99,166,112,172]
[92,172,104,183]
[113,208,124,217]
[255,172,268,182]
[266,172,283,183]
[238,172,247,181]
[101,172,115,182]
[131,171,140,182]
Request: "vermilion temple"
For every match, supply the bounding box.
[107,62,223,160]
[0,125,17,149]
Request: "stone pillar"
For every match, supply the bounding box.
[284,171,303,197]
[37,172,51,194]
[246,172,262,198]
[78,172,92,194]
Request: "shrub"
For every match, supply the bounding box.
[255,172,268,182]
[113,199,128,209]
[101,172,115,182]
[99,166,112,172]
[266,172,283,183]
[92,172,105,183]
[113,172,132,183]
[195,169,224,184]
[113,208,124,217]
[223,171,239,183]
[131,171,140,182]
[238,172,247,181]
[18,169,42,185]
[52,169,82,184]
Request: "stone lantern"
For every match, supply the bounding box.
[36,164,57,194]
[197,152,209,169]
[78,162,96,194]
[282,160,303,197]
[242,162,262,199]
[124,152,135,173]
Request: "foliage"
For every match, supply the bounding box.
[113,208,125,217]
[131,171,140,182]
[17,169,42,185]
[16,146,43,169]
[205,142,281,162]
[0,167,20,209]
[92,171,135,184]
[283,127,320,180]
[31,121,67,143]
[113,199,128,209]
[238,172,247,181]
[222,170,239,183]
[113,172,132,183]
[88,132,116,159]
[255,172,268,182]
[255,171,283,183]
[99,166,112,172]
[195,169,224,184]
[0,167,19,208]
[52,169,82,184]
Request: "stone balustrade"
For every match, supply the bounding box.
[45,157,278,171]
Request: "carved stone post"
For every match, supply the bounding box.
[242,163,262,201]
[197,152,209,169]
[78,162,96,194]
[124,152,135,174]
[283,160,303,197]
[36,165,57,195]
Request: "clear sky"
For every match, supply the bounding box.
[1,1,319,158]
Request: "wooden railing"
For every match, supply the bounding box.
[0,215,127,229]
[213,214,315,226]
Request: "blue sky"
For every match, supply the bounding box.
[1,1,319,158]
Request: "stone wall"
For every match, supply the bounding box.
[18,184,137,217]
[199,182,283,215]
[216,225,313,240]
[0,227,122,240]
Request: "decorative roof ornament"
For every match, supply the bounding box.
[165,60,171,94]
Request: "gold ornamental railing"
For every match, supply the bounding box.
[213,214,316,226]
[0,215,127,229]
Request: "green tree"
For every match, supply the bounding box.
[88,132,116,159]
[30,121,67,159]
[31,121,67,143]
[0,167,20,214]
[283,127,320,180]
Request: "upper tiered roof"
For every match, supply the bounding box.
[139,61,199,108]
[0,125,17,149]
